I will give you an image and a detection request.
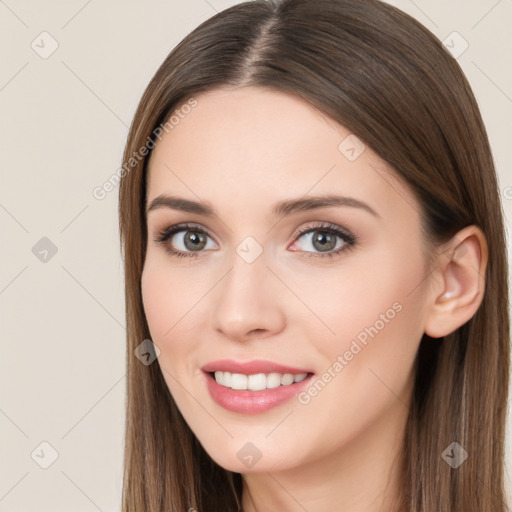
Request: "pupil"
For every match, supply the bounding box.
[314,232,335,251]
[185,231,206,250]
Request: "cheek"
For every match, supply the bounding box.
[301,243,427,395]
[141,258,214,439]
[141,253,197,339]
[291,288,423,464]
[140,257,192,375]
[293,243,425,345]
[141,254,208,378]
[141,260,172,340]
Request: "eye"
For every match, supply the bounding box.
[289,222,358,259]
[153,221,358,260]
[153,223,217,259]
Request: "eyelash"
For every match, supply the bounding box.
[153,222,358,260]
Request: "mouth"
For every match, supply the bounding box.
[206,370,313,391]
[201,359,316,414]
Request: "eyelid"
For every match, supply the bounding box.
[289,221,355,244]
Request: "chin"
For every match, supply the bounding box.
[197,437,297,474]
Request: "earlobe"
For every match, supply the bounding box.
[423,226,488,339]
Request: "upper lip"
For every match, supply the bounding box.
[201,359,314,375]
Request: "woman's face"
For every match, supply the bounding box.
[142,86,431,473]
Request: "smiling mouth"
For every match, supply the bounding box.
[207,371,314,391]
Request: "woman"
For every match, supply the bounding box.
[118,0,510,510]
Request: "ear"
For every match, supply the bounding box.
[423,225,488,339]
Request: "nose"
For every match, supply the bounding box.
[211,249,286,342]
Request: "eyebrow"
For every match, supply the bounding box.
[146,193,380,219]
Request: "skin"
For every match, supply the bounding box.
[141,86,488,512]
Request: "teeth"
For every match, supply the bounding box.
[248,373,267,391]
[213,371,309,390]
[267,372,282,388]
[231,373,247,390]
[281,373,294,386]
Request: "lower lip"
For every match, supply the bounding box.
[203,371,315,414]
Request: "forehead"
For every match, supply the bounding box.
[150,86,349,178]
[146,86,417,224]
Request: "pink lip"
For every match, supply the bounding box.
[201,359,315,414]
[201,359,313,375]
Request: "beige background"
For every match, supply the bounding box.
[0,0,510,510]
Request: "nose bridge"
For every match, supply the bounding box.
[219,242,270,310]
[222,231,272,292]
[211,239,285,340]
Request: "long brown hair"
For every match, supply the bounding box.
[118,0,510,510]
